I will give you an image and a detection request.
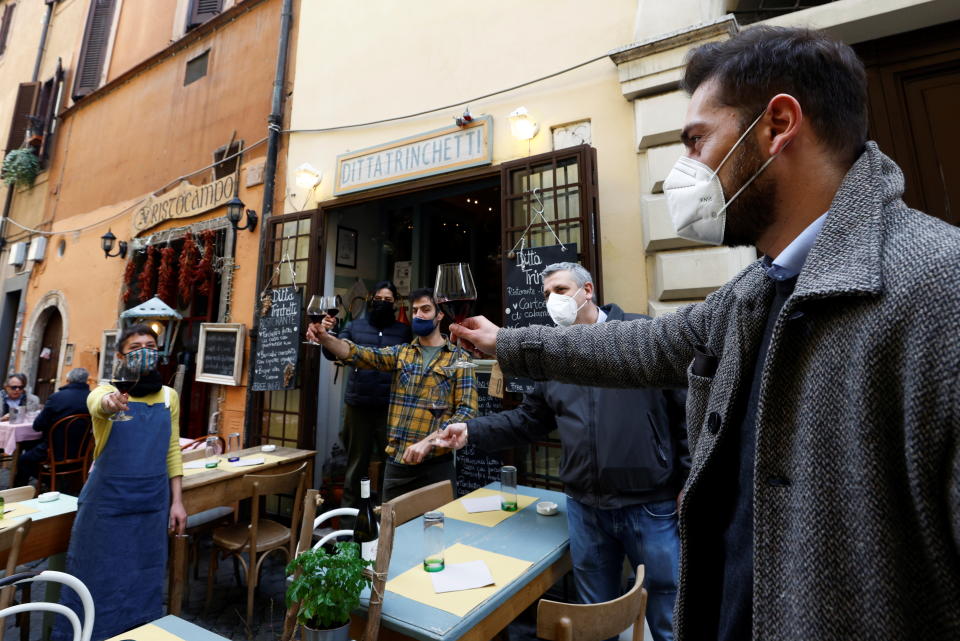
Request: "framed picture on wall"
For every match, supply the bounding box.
[336,226,358,268]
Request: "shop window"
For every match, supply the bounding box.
[4,82,38,153]
[184,50,209,86]
[212,139,242,179]
[0,3,15,57]
[186,0,223,31]
[73,0,117,101]
[256,211,323,450]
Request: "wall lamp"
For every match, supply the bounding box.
[100,229,128,259]
[508,107,539,141]
[225,196,258,232]
[294,163,322,190]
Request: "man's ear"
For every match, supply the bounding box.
[764,93,802,156]
[583,282,594,301]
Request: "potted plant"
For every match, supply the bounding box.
[286,541,372,641]
[1,148,41,188]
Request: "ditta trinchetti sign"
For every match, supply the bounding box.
[132,174,236,235]
[334,116,492,195]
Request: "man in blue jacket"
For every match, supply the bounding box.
[436,263,688,641]
[15,367,91,486]
[323,281,411,517]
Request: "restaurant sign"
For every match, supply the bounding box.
[131,174,236,235]
[334,116,492,195]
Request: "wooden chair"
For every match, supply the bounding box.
[37,414,93,493]
[205,461,307,627]
[0,518,33,641]
[0,487,36,503]
[537,565,648,641]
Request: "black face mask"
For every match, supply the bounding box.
[368,300,395,328]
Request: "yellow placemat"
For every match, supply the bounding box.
[385,542,532,617]
[181,452,287,476]
[106,623,184,641]
[437,488,539,527]
[3,503,38,519]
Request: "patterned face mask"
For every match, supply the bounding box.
[124,348,159,375]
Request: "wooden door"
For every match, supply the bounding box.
[35,310,62,403]
[857,21,960,226]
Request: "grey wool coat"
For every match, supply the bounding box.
[496,142,960,641]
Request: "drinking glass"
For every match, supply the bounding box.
[427,384,449,433]
[500,465,518,511]
[423,511,445,572]
[109,357,139,422]
[304,295,325,345]
[227,432,241,462]
[204,436,221,468]
[320,295,342,336]
[434,263,477,369]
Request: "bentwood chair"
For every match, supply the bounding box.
[0,487,36,504]
[37,414,93,494]
[205,461,307,627]
[0,570,94,641]
[537,565,648,641]
[0,518,32,641]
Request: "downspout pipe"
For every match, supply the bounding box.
[32,1,56,83]
[242,0,293,445]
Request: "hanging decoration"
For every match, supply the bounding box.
[178,232,199,304]
[138,246,157,302]
[122,259,137,304]
[195,229,216,296]
[157,246,177,306]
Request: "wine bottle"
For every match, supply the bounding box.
[354,477,379,562]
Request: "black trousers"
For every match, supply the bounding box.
[382,454,455,502]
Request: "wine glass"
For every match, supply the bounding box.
[304,295,325,345]
[109,357,139,422]
[427,383,449,432]
[320,294,342,336]
[434,263,477,369]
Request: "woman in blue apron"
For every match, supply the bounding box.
[53,324,187,641]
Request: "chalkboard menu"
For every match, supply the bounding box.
[251,287,302,391]
[455,371,505,497]
[196,323,246,385]
[97,330,118,382]
[502,243,577,394]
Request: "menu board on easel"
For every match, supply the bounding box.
[455,370,505,497]
[251,287,302,391]
[502,243,576,393]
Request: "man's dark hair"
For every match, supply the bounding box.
[371,280,399,300]
[409,287,434,304]
[681,26,868,163]
[118,324,159,353]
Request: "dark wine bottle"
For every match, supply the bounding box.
[354,477,379,562]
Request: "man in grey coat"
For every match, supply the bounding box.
[451,26,960,641]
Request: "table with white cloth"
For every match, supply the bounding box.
[0,415,43,484]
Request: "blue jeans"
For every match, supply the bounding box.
[566,497,679,641]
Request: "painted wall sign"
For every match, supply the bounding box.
[334,116,492,195]
[132,174,236,235]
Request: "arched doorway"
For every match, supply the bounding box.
[34,308,63,403]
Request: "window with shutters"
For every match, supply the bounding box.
[0,3,15,57]
[5,82,39,154]
[186,0,223,31]
[32,61,65,166]
[73,0,118,101]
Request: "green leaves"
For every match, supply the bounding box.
[286,541,373,630]
[1,149,41,188]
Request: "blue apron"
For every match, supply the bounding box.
[53,389,172,641]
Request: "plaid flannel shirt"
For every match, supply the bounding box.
[343,337,478,464]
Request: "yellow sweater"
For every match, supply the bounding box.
[87,385,183,478]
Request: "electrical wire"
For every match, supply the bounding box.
[282,53,611,134]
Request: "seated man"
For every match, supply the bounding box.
[2,372,40,419]
[15,367,91,487]
[309,287,477,501]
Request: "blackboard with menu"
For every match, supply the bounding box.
[455,371,505,496]
[502,243,577,394]
[251,287,302,391]
[196,323,245,385]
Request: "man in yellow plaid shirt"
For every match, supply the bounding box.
[310,287,477,500]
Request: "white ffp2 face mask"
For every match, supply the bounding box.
[546,288,586,327]
[662,108,781,245]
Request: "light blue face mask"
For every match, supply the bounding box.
[124,348,159,375]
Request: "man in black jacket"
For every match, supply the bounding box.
[15,367,91,486]
[323,281,411,518]
[436,263,688,641]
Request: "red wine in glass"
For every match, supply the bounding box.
[111,380,136,394]
[428,404,448,420]
[438,298,476,325]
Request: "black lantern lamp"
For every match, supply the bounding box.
[226,196,257,232]
[100,229,128,259]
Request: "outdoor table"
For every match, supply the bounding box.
[0,494,78,639]
[350,483,571,641]
[107,614,230,641]
[0,415,43,484]
[168,445,316,615]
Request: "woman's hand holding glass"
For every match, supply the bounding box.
[306,314,338,343]
[101,390,130,415]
